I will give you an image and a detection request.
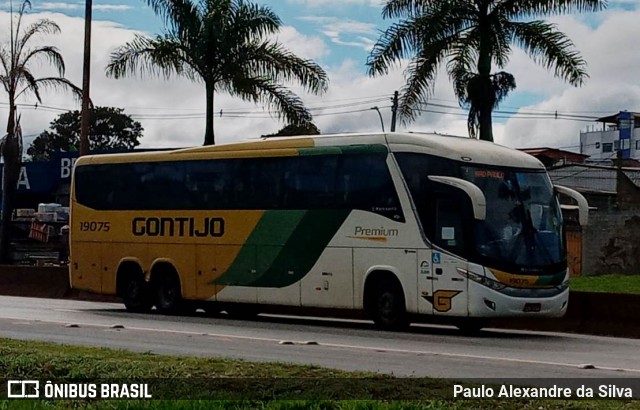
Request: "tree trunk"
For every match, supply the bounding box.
[476,1,494,143]
[0,106,21,263]
[204,83,215,146]
[477,76,494,142]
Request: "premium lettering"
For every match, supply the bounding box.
[132,217,224,237]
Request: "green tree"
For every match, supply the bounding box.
[106,0,328,146]
[0,0,81,262]
[28,107,143,160]
[261,122,320,138]
[367,0,606,141]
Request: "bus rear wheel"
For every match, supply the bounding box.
[122,274,152,313]
[368,279,408,330]
[154,272,184,315]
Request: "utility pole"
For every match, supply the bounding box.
[79,0,92,156]
[390,91,398,132]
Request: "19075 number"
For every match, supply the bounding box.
[79,221,110,232]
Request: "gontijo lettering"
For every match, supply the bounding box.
[132,217,224,237]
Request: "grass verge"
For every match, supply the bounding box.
[0,337,636,409]
[570,274,640,294]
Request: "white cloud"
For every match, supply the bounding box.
[274,26,330,60]
[300,16,377,50]
[36,2,131,11]
[287,0,384,8]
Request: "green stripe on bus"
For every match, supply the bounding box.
[212,210,306,286]
[247,209,351,288]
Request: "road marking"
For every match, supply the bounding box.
[3,316,640,374]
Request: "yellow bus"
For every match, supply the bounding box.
[69,133,588,331]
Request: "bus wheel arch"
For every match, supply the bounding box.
[363,270,409,330]
[116,261,152,313]
[150,262,185,315]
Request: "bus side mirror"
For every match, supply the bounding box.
[554,185,589,226]
[428,176,486,221]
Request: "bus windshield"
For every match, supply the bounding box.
[460,167,565,271]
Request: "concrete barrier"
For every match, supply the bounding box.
[0,266,638,338]
[0,265,69,299]
[494,291,640,338]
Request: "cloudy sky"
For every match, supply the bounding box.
[0,0,638,152]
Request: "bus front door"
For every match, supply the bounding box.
[426,193,469,317]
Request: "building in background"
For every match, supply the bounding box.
[580,111,640,163]
[519,147,588,168]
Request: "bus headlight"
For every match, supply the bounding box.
[557,280,569,292]
[456,268,507,291]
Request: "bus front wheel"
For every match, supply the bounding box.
[367,278,408,330]
[122,274,152,313]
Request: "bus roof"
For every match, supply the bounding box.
[76,132,544,170]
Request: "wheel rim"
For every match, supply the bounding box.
[378,292,396,321]
[126,280,140,303]
[158,276,179,309]
[127,280,140,300]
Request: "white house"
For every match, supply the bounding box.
[580,111,640,162]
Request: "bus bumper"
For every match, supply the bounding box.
[467,281,569,318]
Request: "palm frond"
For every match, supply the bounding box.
[368,1,475,77]
[106,34,201,81]
[228,0,281,41]
[237,41,328,95]
[19,46,65,76]
[509,20,587,85]
[12,0,32,64]
[145,0,200,30]
[397,36,458,123]
[446,32,479,102]
[16,77,83,103]
[383,0,450,19]
[488,12,512,68]
[0,49,11,92]
[14,65,40,102]
[16,19,61,62]
[367,19,425,76]
[222,75,312,126]
[491,71,517,106]
[494,0,606,19]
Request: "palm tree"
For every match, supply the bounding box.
[368,0,606,141]
[0,0,81,263]
[106,0,329,146]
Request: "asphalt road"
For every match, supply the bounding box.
[1,295,639,382]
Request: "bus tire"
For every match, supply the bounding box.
[119,267,152,313]
[366,275,408,330]
[153,268,184,315]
